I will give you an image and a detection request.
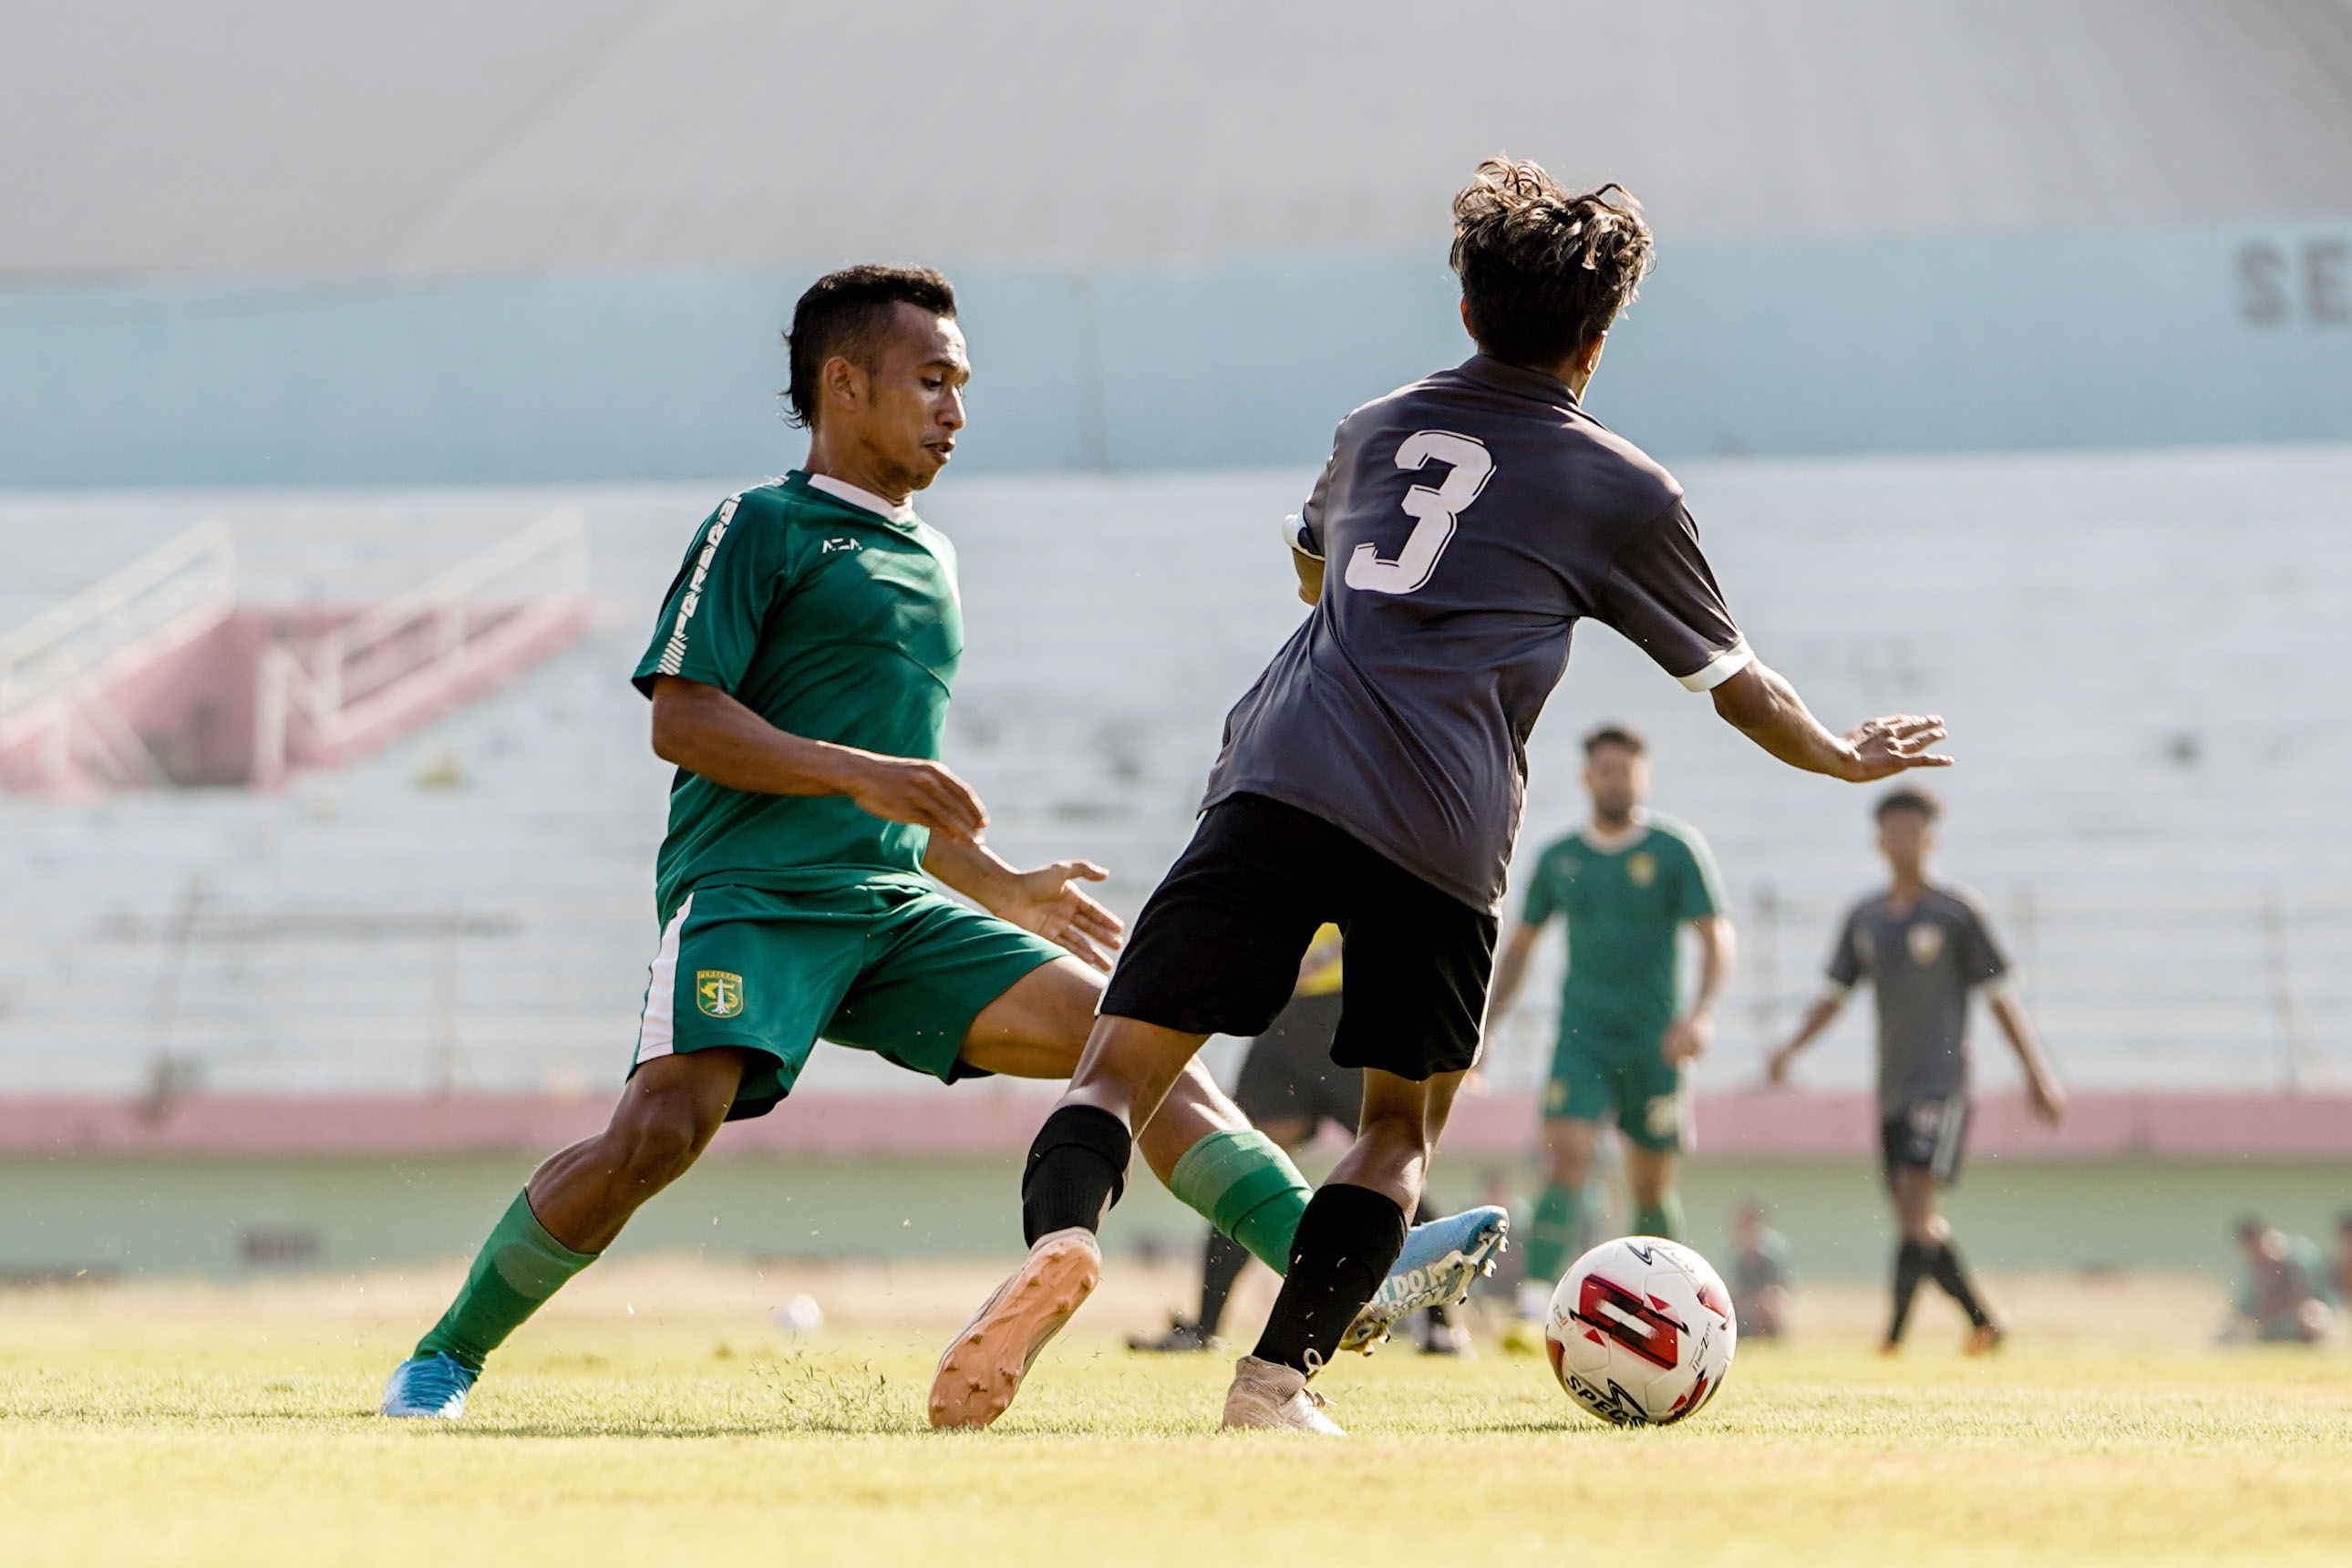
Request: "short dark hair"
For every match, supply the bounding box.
[1450,158,1654,372]
[1875,786,1941,823]
[1583,724,1645,758]
[783,264,957,428]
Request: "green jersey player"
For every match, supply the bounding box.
[1487,724,1733,1336]
[377,265,1494,1420]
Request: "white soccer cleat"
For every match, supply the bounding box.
[1221,1354,1345,1435]
[928,1226,1101,1430]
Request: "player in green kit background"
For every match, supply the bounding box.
[377,265,1484,1420]
[1485,725,1733,1340]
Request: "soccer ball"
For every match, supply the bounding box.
[1544,1236,1737,1426]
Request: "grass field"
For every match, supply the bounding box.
[5,1260,2349,1567]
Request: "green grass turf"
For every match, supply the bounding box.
[5,1277,2350,1568]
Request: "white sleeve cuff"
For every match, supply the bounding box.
[1677,638,1755,693]
[1981,974,2018,1003]
[1283,513,1323,561]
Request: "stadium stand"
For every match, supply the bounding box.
[1,443,2347,1106]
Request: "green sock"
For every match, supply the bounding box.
[1168,1129,1313,1273]
[413,1190,598,1371]
[1633,1193,1685,1243]
[1524,1182,1580,1287]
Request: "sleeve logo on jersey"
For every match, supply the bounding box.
[1907,923,1945,965]
[1626,851,1657,887]
[656,497,739,676]
[696,971,746,1018]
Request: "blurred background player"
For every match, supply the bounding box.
[1730,1197,1792,1340]
[1486,723,1732,1346]
[2220,1215,2336,1345]
[1769,787,2064,1354]
[1128,924,1468,1356]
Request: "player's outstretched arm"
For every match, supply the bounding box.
[1987,989,2066,1125]
[649,675,987,841]
[921,838,1125,971]
[1709,661,1952,781]
[1485,921,1545,1017]
[1765,993,1843,1085]
[1662,914,1735,1065]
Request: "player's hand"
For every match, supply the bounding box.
[2027,1076,2066,1126]
[1662,1010,1713,1065]
[843,755,989,841]
[995,860,1125,972]
[1841,714,1954,781]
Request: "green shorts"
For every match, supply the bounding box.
[630,881,1067,1121]
[1542,1023,1686,1152]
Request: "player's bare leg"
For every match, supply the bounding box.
[382,1048,751,1417]
[1883,1164,1998,1353]
[1626,1144,1682,1241]
[1226,1068,1462,1433]
[525,1048,750,1251]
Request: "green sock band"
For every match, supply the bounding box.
[1169,1129,1313,1274]
[1634,1193,1685,1243]
[1524,1183,1580,1286]
[413,1190,598,1372]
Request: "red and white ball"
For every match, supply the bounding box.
[1544,1236,1738,1426]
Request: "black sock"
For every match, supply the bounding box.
[1197,1230,1251,1336]
[1021,1105,1130,1245]
[1888,1239,1928,1343]
[1926,1238,1993,1328]
[1252,1183,1408,1375]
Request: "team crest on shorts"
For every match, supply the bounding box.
[696,970,745,1018]
[1626,851,1657,887]
[1645,1094,1681,1140]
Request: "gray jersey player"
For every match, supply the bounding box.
[940,157,1958,1438]
[1769,787,2064,1353]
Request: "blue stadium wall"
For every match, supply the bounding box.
[3,218,2348,486]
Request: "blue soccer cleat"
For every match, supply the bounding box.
[378,1352,478,1418]
[1339,1204,1510,1355]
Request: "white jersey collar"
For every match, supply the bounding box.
[806,471,916,524]
[1578,808,1652,854]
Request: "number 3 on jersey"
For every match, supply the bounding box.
[1343,430,1494,595]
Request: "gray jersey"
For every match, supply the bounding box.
[1200,355,1749,912]
[1826,886,2011,1115]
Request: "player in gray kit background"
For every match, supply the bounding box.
[1769,787,2064,1353]
[944,157,1962,1436]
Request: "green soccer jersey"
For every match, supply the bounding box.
[632,472,962,921]
[1519,811,1725,1040]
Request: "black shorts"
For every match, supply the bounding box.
[1234,992,1359,1130]
[1099,792,1496,1080]
[1882,1096,1970,1187]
